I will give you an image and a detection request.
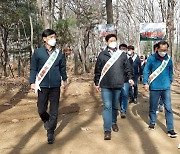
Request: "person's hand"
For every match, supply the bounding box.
[30,83,36,90]
[63,80,68,90]
[95,86,101,92]
[128,79,134,87]
[144,84,149,91]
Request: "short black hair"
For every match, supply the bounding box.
[153,43,158,51]
[127,45,134,50]
[42,29,56,38]
[157,41,169,48]
[105,34,117,42]
[119,43,127,49]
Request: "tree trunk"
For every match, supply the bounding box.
[0,26,9,77]
[167,0,175,60]
[74,47,79,75]
[37,0,50,29]
[84,28,91,73]
[106,0,113,24]
[29,14,34,58]
[17,20,23,77]
[59,0,63,20]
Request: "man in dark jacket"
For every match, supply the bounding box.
[119,44,134,118]
[29,29,68,144]
[94,34,134,140]
[128,45,142,104]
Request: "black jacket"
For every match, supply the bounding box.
[94,48,133,88]
[132,55,142,78]
[29,45,67,88]
[124,55,134,82]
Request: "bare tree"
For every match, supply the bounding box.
[37,0,52,29]
[166,0,176,59]
[0,24,9,77]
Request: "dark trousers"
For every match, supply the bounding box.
[38,87,60,134]
[129,76,138,100]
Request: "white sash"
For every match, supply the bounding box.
[148,55,170,84]
[98,49,123,85]
[35,49,59,93]
[132,54,137,62]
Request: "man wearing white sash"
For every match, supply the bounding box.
[143,41,177,138]
[30,29,68,144]
[127,45,142,104]
[94,34,134,140]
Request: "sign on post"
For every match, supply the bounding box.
[140,23,166,41]
[97,24,116,49]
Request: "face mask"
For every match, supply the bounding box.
[47,38,56,46]
[158,51,166,57]
[127,51,132,55]
[108,42,117,49]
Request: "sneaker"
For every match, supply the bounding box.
[134,98,137,104]
[156,110,159,115]
[168,130,178,138]
[148,124,155,130]
[104,131,111,140]
[44,121,50,130]
[121,111,126,118]
[159,105,164,112]
[112,124,119,132]
[47,133,55,144]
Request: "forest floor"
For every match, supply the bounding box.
[0,61,180,154]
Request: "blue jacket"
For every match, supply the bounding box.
[29,46,67,88]
[143,53,173,90]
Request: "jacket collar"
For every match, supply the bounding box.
[103,47,111,57]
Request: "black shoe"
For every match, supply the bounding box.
[129,99,134,103]
[104,131,111,140]
[168,130,178,138]
[47,133,54,144]
[148,124,155,130]
[44,121,50,130]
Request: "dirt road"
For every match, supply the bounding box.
[0,74,180,154]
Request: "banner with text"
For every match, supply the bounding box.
[140,23,166,41]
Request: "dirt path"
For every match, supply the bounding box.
[0,74,180,154]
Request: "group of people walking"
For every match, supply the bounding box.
[94,33,178,140]
[29,29,177,144]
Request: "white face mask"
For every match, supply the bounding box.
[127,51,132,55]
[47,38,56,46]
[108,42,117,49]
[158,51,166,57]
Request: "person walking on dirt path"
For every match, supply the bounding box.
[94,34,134,140]
[119,44,134,118]
[143,40,178,138]
[29,29,68,144]
[128,45,142,104]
